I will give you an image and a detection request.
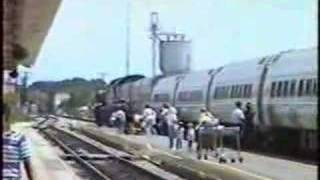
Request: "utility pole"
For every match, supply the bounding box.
[126,0,131,76]
[150,12,159,77]
[98,72,108,82]
[20,71,30,107]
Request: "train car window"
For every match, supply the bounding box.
[213,87,222,99]
[306,79,313,96]
[179,90,203,102]
[290,80,296,96]
[298,79,304,97]
[222,86,227,98]
[235,85,240,98]
[231,85,235,98]
[227,86,231,98]
[277,81,283,97]
[178,91,189,101]
[271,82,276,97]
[313,79,317,95]
[191,90,203,101]
[154,93,170,102]
[221,86,225,99]
[283,81,289,97]
[243,84,249,97]
[239,85,244,98]
[213,87,218,99]
[248,84,253,97]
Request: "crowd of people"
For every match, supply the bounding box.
[94,100,255,158]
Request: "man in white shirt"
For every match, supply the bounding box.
[230,101,246,137]
[142,104,156,135]
[115,107,127,134]
[164,104,178,150]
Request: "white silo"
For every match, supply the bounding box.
[159,37,192,75]
[149,12,193,76]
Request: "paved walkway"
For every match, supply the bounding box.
[11,122,81,180]
[69,119,317,180]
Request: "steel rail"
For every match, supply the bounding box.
[42,130,112,180]
[50,126,169,180]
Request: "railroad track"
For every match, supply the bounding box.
[45,114,316,164]
[40,125,184,180]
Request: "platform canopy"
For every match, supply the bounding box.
[3,0,62,70]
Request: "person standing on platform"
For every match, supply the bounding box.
[176,122,185,150]
[227,101,246,138]
[94,102,104,127]
[142,104,156,135]
[115,106,127,134]
[160,104,169,135]
[244,102,255,145]
[165,104,178,150]
[186,123,195,152]
[3,104,34,180]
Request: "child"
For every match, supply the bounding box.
[187,123,195,152]
[176,122,184,150]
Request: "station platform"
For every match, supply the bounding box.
[11,122,81,180]
[66,119,317,180]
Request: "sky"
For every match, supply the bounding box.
[27,0,317,83]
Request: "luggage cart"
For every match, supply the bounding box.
[197,125,218,160]
[215,126,243,163]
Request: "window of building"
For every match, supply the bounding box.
[298,79,304,97]
[271,82,276,98]
[283,81,289,97]
[290,80,296,96]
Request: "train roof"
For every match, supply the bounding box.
[109,74,145,86]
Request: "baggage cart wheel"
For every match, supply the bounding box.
[231,158,236,163]
[239,157,243,163]
[218,157,226,163]
[204,154,208,160]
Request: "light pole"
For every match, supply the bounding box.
[126,0,131,76]
[150,12,159,77]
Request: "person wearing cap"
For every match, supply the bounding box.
[196,108,215,130]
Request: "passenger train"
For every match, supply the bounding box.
[105,47,317,153]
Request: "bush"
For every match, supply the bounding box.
[4,92,31,123]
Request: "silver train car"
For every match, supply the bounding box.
[106,48,317,151]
